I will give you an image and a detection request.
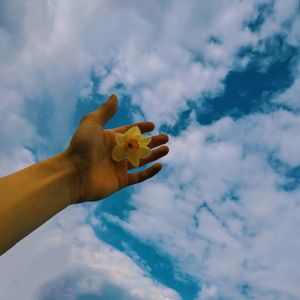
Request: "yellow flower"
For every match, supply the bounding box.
[112,126,152,167]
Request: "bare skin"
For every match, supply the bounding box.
[0,94,169,255]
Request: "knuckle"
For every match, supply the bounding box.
[79,113,94,125]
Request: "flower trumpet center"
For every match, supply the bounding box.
[126,138,140,152]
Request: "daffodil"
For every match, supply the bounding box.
[112,126,152,167]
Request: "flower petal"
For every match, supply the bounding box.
[138,135,152,147]
[112,145,127,162]
[138,146,151,159]
[125,126,141,138]
[115,133,125,146]
[128,151,140,168]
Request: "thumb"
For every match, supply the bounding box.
[94,94,118,126]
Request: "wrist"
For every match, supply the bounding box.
[51,151,82,205]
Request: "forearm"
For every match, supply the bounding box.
[0,152,79,255]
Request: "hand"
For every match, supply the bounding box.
[63,94,169,204]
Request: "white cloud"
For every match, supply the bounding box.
[259,0,299,40]
[0,204,180,300]
[274,76,300,110]
[0,0,297,161]
[272,61,300,111]
[1,0,300,299]
[0,88,36,175]
[117,109,300,298]
[100,0,261,125]
[197,284,218,300]
[207,110,300,167]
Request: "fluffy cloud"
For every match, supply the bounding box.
[1,0,300,299]
[117,109,300,299]
[99,0,260,124]
[272,62,300,111]
[0,88,36,175]
[0,205,179,300]
[0,0,297,162]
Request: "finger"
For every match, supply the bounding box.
[91,94,118,126]
[114,121,155,134]
[148,134,169,149]
[127,145,169,170]
[127,163,162,186]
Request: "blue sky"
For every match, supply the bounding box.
[0,1,300,299]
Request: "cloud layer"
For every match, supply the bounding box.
[0,0,300,299]
[0,205,179,300]
[120,109,300,298]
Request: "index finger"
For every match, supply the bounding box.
[114,122,155,134]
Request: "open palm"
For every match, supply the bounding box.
[64,95,169,203]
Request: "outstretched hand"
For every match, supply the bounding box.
[63,95,169,204]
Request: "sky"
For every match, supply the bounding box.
[0,0,300,299]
